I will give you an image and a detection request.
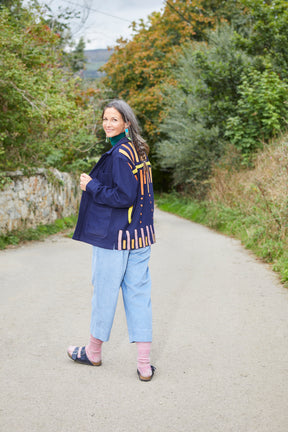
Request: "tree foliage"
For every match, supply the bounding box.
[2,0,288,196]
[237,0,288,79]
[0,4,101,173]
[155,0,288,194]
[157,25,252,195]
[101,0,242,143]
[69,36,86,72]
[225,68,288,152]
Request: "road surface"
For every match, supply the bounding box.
[1,208,288,432]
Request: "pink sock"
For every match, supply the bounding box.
[136,342,152,378]
[85,335,103,364]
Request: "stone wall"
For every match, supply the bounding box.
[0,169,80,234]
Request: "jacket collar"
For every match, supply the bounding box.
[106,136,130,155]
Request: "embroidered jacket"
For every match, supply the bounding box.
[72,136,155,250]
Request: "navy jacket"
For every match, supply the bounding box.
[73,136,155,250]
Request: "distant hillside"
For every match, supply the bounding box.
[83,48,113,79]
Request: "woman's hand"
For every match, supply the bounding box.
[80,173,92,191]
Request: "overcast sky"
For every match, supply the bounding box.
[26,0,165,50]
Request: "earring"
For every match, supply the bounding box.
[106,136,109,143]
[125,127,131,141]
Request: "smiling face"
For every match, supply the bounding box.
[102,107,129,138]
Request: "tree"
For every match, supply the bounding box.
[69,36,86,72]
[27,0,88,72]
[102,0,223,141]
[101,0,245,189]
[156,24,252,195]
[225,68,288,153]
[236,0,288,80]
[0,5,101,173]
[0,0,21,8]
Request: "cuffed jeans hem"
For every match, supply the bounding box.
[128,330,152,344]
[90,327,111,343]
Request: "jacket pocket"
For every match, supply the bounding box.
[85,203,112,238]
[99,169,113,186]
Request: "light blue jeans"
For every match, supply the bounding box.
[90,245,152,343]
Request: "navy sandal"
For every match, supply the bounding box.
[137,365,156,382]
[68,346,102,366]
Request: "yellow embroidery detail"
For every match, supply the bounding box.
[128,206,133,224]
[132,161,151,175]
[122,144,135,162]
[119,149,132,162]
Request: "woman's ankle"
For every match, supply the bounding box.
[136,342,152,376]
[86,335,103,363]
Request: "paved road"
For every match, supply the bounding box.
[1,209,288,432]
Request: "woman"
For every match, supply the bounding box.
[67,99,156,381]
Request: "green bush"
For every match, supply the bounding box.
[225,68,288,153]
[0,6,101,173]
[156,25,252,195]
[238,0,288,80]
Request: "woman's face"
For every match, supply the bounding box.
[102,107,128,138]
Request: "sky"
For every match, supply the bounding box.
[25,0,165,50]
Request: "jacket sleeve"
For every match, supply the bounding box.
[85,154,138,208]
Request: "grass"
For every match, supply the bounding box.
[0,215,77,250]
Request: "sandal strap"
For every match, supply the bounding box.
[71,346,84,361]
[80,346,87,361]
